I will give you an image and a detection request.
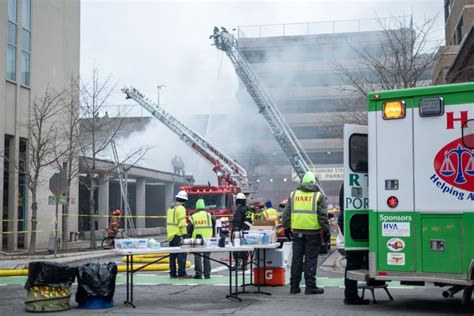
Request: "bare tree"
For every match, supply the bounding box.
[26,88,65,254]
[79,69,148,249]
[54,75,81,250]
[330,16,438,132]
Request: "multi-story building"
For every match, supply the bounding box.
[231,18,420,205]
[0,0,80,250]
[433,0,474,84]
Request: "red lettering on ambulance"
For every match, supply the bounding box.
[446,111,468,129]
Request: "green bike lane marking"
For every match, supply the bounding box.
[0,274,411,288]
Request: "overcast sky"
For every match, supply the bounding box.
[80,0,444,180]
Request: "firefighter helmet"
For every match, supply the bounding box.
[236,192,246,200]
[175,190,188,201]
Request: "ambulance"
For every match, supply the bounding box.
[343,82,474,304]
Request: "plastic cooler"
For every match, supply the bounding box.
[252,267,287,286]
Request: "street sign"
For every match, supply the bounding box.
[48,195,67,205]
[49,173,68,195]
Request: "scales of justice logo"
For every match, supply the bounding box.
[434,136,474,193]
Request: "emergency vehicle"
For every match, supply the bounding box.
[180,184,240,218]
[344,82,474,304]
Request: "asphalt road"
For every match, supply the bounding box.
[0,251,473,315]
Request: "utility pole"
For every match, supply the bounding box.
[157,85,165,106]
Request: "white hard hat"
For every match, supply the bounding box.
[236,193,246,200]
[175,190,188,201]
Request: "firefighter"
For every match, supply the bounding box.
[188,199,214,279]
[262,200,279,223]
[107,209,122,247]
[167,190,192,279]
[231,192,251,271]
[283,171,329,295]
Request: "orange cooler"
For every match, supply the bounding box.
[252,267,286,286]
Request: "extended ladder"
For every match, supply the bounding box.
[122,87,249,188]
[111,140,135,236]
[211,28,324,193]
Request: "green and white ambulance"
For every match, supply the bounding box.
[344,82,474,304]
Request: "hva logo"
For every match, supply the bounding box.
[434,136,474,192]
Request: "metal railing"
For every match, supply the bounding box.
[237,16,412,38]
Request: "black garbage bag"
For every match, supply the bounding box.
[75,262,118,304]
[25,261,76,289]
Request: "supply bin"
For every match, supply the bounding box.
[76,262,118,309]
[24,261,76,312]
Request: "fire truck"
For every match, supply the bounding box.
[344,82,474,304]
[122,87,249,218]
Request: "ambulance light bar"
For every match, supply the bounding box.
[383,101,405,120]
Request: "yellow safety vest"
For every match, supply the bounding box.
[290,190,321,230]
[263,208,278,221]
[189,211,213,238]
[166,204,187,241]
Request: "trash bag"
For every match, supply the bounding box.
[25,261,76,289]
[75,262,117,305]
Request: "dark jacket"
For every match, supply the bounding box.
[232,203,251,231]
[282,183,329,234]
[338,184,344,233]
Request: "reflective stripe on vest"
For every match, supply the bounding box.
[290,190,321,230]
[190,211,213,238]
[263,208,278,220]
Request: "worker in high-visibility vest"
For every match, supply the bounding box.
[188,199,214,279]
[167,190,192,279]
[262,200,279,223]
[282,171,329,295]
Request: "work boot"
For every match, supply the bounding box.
[204,275,211,279]
[290,287,301,294]
[305,287,324,295]
[170,275,178,279]
[178,274,193,279]
[343,297,370,305]
[193,275,202,279]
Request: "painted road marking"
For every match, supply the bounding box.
[211,266,228,273]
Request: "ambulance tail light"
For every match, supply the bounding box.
[383,101,405,120]
[378,271,388,276]
[387,196,399,208]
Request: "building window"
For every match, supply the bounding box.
[21,0,31,86]
[6,0,17,82]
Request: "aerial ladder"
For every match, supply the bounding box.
[121,86,249,189]
[111,140,136,236]
[210,27,324,194]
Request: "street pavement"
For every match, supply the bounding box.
[0,249,473,315]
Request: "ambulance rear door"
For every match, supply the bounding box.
[343,124,369,251]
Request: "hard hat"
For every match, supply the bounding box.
[236,192,246,200]
[195,198,205,210]
[302,171,316,184]
[264,200,272,208]
[113,209,122,216]
[175,190,188,201]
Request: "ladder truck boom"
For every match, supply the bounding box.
[210,27,324,193]
[122,86,248,187]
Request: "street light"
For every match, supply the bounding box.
[157,85,166,106]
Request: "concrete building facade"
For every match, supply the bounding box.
[433,0,474,84]
[0,0,80,250]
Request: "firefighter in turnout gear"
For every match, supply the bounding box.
[283,171,329,295]
[231,192,251,271]
[188,199,214,279]
[167,190,192,279]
